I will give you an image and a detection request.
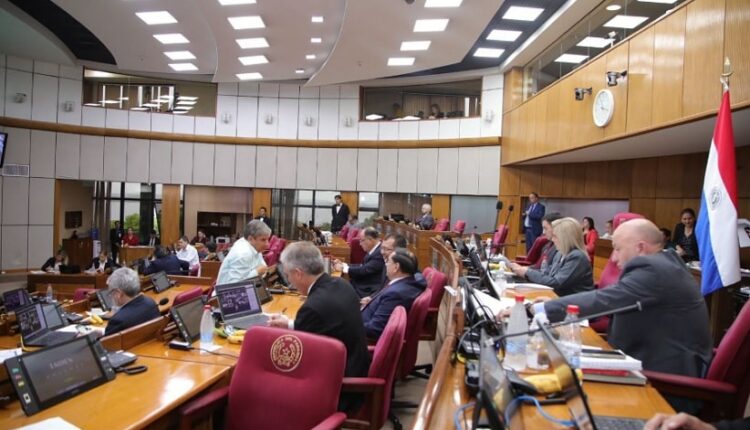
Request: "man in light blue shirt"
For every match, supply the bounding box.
[216,220,271,285]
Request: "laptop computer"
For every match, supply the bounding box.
[215,278,269,330]
[3,288,32,312]
[17,303,78,348]
[538,324,646,430]
[170,295,205,343]
[150,271,175,293]
[476,328,519,429]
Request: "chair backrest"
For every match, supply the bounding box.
[422,266,435,280]
[491,225,509,254]
[433,218,449,232]
[346,228,361,244]
[73,287,95,302]
[399,289,432,379]
[524,236,549,265]
[270,238,286,254]
[264,251,280,266]
[366,306,407,428]
[200,260,221,284]
[420,269,447,340]
[706,300,750,417]
[349,237,367,265]
[452,220,466,234]
[173,286,203,307]
[226,326,347,429]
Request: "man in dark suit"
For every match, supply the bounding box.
[333,227,385,298]
[529,219,712,382]
[104,267,160,336]
[110,221,124,263]
[331,194,350,233]
[414,203,434,230]
[523,192,545,253]
[89,251,117,273]
[144,246,189,275]
[269,241,369,412]
[145,229,161,247]
[254,206,273,232]
[361,248,425,340]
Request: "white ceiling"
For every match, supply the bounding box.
[0,1,74,66]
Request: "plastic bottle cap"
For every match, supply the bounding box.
[566,304,580,314]
[515,295,525,302]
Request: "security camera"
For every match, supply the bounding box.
[606,70,627,87]
[574,87,592,101]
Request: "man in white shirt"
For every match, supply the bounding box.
[216,220,271,285]
[176,236,200,269]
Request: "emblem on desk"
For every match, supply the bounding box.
[709,186,721,210]
[270,334,303,372]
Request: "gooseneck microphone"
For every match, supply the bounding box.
[503,204,515,227]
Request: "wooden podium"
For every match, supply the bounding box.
[62,238,94,268]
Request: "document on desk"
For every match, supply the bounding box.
[507,283,553,290]
[472,289,529,315]
[15,417,81,429]
[0,348,22,363]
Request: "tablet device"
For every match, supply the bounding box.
[169,295,205,343]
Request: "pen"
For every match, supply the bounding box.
[281,307,288,315]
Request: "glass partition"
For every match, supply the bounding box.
[361,79,481,121]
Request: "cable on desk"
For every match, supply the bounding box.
[453,401,475,430]
[504,395,575,428]
[190,346,240,359]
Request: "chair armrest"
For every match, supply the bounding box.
[178,386,230,430]
[311,412,347,430]
[342,377,385,428]
[643,371,737,401]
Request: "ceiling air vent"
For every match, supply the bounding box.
[2,164,30,177]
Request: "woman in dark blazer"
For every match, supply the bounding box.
[673,208,699,262]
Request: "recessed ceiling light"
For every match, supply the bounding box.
[503,6,544,21]
[414,19,449,32]
[606,4,622,11]
[142,103,161,108]
[164,51,196,60]
[84,103,102,107]
[136,11,177,25]
[236,37,269,49]
[153,33,189,44]
[310,37,322,43]
[474,47,505,58]
[487,29,522,42]
[555,53,589,64]
[400,41,431,51]
[387,57,415,66]
[311,16,324,23]
[637,0,678,3]
[306,54,316,60]
[238,55,268,65]
[101,100,120,104]
[236,72,263,80]
[169,63,198,71]
[228,16,265,30]
[176,100,197,105]
[295,68,305,74]
[218,0,256,5]
[425,0,463,7]
[177,96,198,101]
[365,114,384,121]
[577,36,614,48]
[604,15,649,29]
[131,107,149,111]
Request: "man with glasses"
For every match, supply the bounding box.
[333,227,385,298]
[104,267,160,336]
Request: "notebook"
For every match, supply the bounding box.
[16,303,78,348]
[215,278,269,330]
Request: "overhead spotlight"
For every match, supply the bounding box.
[574,87,592,101]
[606,70,628,86]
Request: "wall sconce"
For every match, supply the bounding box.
[483,109,495,123]
[62,101,74,112]
[304,116,315,127]
[264,114,274,124]
[606,70,628,87]
[221,112,232,124]
[343,117,354,128]
[574,87,592,101]
[14,93,27,103]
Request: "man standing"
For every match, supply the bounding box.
[254,207,273,232]
[268,242,369,412]
[523,192,545,253]
[216,220,271,285]
[176,236,200,271]
[109,221,124,263]
[414,203,434,230]
[333,227,385,298]
[331,194,350,233]
[146,229,160,247]
[104,268,160,336]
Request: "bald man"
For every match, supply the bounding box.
[533,219,712,379]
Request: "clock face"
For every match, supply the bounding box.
[593,89,614,127]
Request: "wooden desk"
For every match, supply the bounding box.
[119,246,154,266]
[0,357,230,429]
[144,283,212,314]
[319,236,351,263]
[373,219,443,270]
[26,272,108,299]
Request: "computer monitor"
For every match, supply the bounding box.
[150,271,172,293]
[170,295,205,343]
[3,288,32,312]
[0,132,7,169]
[477,328,517,429]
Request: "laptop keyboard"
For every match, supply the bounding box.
[27,331,77,347]
[594,416,646,430]
[228,314,269,329]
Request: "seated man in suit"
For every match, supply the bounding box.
[268,241,369,412]
[414,203,434,230]
[144,245,188,275]
[333,227,385,298]
[104,267,160,336]
[361,248,425,340]
[145,229,161,247]
[89,251,117,273]
[360,233,426,306]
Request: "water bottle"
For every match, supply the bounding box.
[199,305,214,348]
[46,284,54,303]
[469,234,477,250]
[323,251,331,274]
[505,295,528,371]
[559,304,582,368]
[526,322,549,370]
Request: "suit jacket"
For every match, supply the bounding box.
[673,223,700,262]
[144,254,188,276]
[348,243,385,298]
[361,276,425,339]
[543,250,712,378]
[331,203,350,232]
[145,236,161,247]
[104,294,161,336]
[255,216,273,230]
[295,274,370,411]
[526,248,593,297]
[110,228,123,247]
[90,257,117,271]
[523,203,545,236]
[531,242,557,272]
[415,214,434,230]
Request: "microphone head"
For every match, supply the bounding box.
[159,298,169,306]
[496,201,503,210]
[508,205,515,212]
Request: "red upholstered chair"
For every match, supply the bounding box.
[179,326,347,430]
[346,228,361,244]
[590,212,644,333]
[349,237,367,265]
[398,289,432,380]
[342,306,407,430]
[420,268,447,341]
[433,218,449,232]
[339,224,350,238]
[73,288,95,302]
[173,287,203,307]
[490,225,509,255]
[514,236,548,266]
[643,300,750,421]
[452,220,466,235]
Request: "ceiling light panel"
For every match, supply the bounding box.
[295,68,305,74]
[238,55,268,65]
[154,33,189,44]
[236,37,269,49]
[136,11,177,25]
[400,41,431,51]
[606,4,622,11]
[503,6,544,21]
[555,53,589,64]
[414,19,449,32]
[637,0,678,3]
[218,0,257,5]
[311,16,324,23]
[164,51,196,60]
[388,57,415,66]
[236,72,263,80]
[474,48,504,58]
[577,37,614,48]
[228,16,265,30]
[424,0,463,7]
[487,29,522,42]
[310,37,322,43]
[169,63,198,71]
[306,54,316,60]
[604,15,649,29]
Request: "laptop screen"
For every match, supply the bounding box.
[96,289,113,311]
[215,278,263,320]
[151,271,171,293]
[17,304,48,339]
[42,304,66,330]
[3,288,31,311]
[478,329,515,429]
[170,296,205,342]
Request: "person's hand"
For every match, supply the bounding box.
[675,245,685,256]
[509,263,527,277]
[644,413,716,430]
[267,313,290,329]
[360,296,372,306]
[256,265,268,276]
[333,262,344,272]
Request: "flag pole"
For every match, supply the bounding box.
[721,57,732,91]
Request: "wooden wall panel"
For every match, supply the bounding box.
[604,43,631,138]
[630,198,656,221]
[655,156,686,198]
[518,166,542,195]
[502,109,521,163]
[682,0,725,116]
[555,74,576,154]
[431,195,451,221]
[724,0,750,105]
[585,160,632,198]
[682,152,708,197]
[652,8,686,125]
[626,27,655,133]
[503,68,524,113]
[252,188,272,218]
[500,166,521,195]
[532,96,547,157]
[630,157,658,198]
[540,164,564,197]
[563,163,587,198]
[573,58,606,146]
[340,191,359,216]
[653,199,684,230]
[738,144,750,198]
[543,85,561,156]
[161,184,181,246]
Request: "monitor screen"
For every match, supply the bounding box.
[216,279,262,318]
[0,132,7,168]
[17,304,47,338]
[170,296,204,342]
[96,289,113,311]
[151,271,171,293]
[479,329,514,429]
[3,288,31,311]
[42,304,65,329]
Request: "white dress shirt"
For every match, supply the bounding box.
[176,244,200,267]
[216,237,266,285]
